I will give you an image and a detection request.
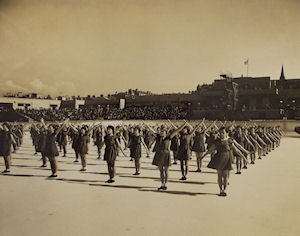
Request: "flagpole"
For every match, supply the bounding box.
[247,58,249,77]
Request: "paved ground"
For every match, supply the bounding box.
[0,132,300,236]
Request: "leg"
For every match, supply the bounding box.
[106,161,114,182]
[173,151,178,164]
[3,155,11,172]
[217,170,223,194]
[107,162,112,179]
[223,170,229,194]
[243,154,248,169]
[180,160,185,179]
[134,158,140,174]
[111,161,115,179]
[251,151,256,163]
[236,156,241,174]
[184,160,189,177]
[164,166,169,185]
[257,148,262,160]
[107,161,115,181]
[158,165,166,190]
[80,154,87,170]
[63,145,67,157]
[48,156,57,176]
[159,165,165,185]
[12,143,17,153]
[97,145,101,159]
[74,151,79,162]
[196,152,202,172]
[41,154,47,167]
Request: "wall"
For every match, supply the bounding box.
[0,97,61,110]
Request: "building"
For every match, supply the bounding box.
[0,97,61,110]
[190,66,300,120]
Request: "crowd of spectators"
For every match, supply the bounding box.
[16,104,189,121]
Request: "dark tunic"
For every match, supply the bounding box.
[59,130,68,146]
[152,135,171,167]
[130,135,142,159]
[177,134,191,161]
[127,132,134,148]
[44,133,59,157]
[78,134,89,155]
[251,132,265,148]
[191,132,206,152]
[32,129,39,147]
[94,131,103,147]
[228,131,235,139]
[0,130,12,156]
[234,132,245,147]
[233,132,245,157]
[17,129,23,145]
[260,132,270,145]
[244,134,255,152]
[206,132,217,150]
[144,130,155,149]
[123,129,129,142]
[56,131,62,144]
[71,132,80,153]
[37,132,47,154]
[104,135,118,164]
[152,134,161,152]
[170,135,179,151]
[207,138,233,171]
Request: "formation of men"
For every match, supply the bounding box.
[0,120,283,196]
[0,123,24,173]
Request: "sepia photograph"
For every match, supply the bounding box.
[0,0,299,235]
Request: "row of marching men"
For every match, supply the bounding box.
[28,119,283,196]
[0,123,24,173]
[2,119,283,196]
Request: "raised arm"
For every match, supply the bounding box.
[231,143,249,164]
[140,136,150,156]
[189,119,205,136]
[69,123,79,133]
[54,119,69,136]
[232,139,249,155]
[243,135,255,150]
[86,122,97,136]
[169,121,187,139]
[256,135,267,146]
[116,139,127,157]
[142,122,157,135]
[40,118,47,130]
[168,119,178,129]
[183,119,193,130]
[249,135,262,149]
[201,144,216,159]
[213,120,219,130]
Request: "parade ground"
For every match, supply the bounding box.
[1,131,300,236]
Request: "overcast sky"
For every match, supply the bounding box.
[0,0,299,96]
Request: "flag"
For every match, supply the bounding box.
[244,59,249,65]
